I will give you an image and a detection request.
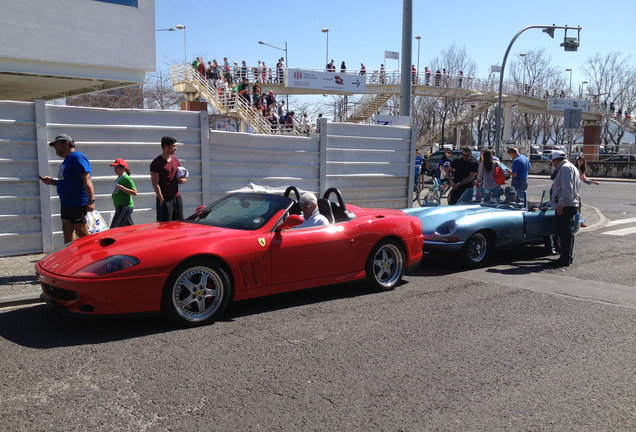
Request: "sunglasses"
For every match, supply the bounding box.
[462,154,471,158]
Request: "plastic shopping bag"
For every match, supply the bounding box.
[86,210,108,234]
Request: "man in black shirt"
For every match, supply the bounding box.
[446,147,479,205]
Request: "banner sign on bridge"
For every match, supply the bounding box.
[548,98,589,112]
[286,69,365,93]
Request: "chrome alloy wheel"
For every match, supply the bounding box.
[369,242,405,289]
[172,266,226,322]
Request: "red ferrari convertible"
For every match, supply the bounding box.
[37,187,423,326]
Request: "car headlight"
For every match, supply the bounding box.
[435,220,457,236]
[73,255,140,277]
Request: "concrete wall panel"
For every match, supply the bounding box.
[0,101,414,256]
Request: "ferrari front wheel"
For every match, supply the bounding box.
[460,231,490,268]
[162,258,232,326]
[365,239,405,291]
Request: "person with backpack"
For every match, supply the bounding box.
[477,149,504,189]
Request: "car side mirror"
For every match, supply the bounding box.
[276,214,303,232]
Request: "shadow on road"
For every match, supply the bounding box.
[411,244,556,277]
[0,281,396,348]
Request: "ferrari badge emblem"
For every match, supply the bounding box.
[258,238,266,248]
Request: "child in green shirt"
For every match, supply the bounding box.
[110,158,137,228]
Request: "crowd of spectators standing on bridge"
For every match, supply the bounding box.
[188,56,634,135]
[191,56,310,133]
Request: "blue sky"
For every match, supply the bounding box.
[155,0,634,87]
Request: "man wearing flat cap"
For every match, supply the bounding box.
[40,134,95,243]
[550,150,580,267]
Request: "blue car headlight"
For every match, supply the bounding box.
[435,220,457,236]
[73,255,140,277]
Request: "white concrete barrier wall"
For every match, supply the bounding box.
[0,101,414,256]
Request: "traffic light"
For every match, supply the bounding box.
[542,25,556,38]
[561,37,579,52]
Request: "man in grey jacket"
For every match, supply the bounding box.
[550,151,581,267]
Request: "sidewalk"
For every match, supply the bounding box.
[0,205,604,309]
[0,253,46,308]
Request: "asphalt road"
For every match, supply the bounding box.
[0,178,634,431]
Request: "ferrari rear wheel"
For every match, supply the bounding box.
[460,231,490,268]
[162,258,232,326]
[365,239,405,291]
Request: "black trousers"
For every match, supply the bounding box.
[556,206,578,263]
[448,186,470,205]
[156,195,183,222]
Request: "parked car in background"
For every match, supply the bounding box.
[530,154,550,161]
[603,154,636,162]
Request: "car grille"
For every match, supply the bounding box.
[42,283,79,301]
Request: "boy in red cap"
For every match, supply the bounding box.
[110,158,137,227]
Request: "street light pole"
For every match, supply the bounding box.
[415,35,421,84]
[519,53,526,94]
[565,68,572,97]
[175,24,186,64]
[321,28,329,69]
[258,40,289,108]
[493,24,582,156]
[580,81,588,98]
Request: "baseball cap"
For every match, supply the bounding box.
[48,134,74,146]
[551,150,566,160]
[109,158,128,169]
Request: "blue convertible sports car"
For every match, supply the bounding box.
[403,187,580,268]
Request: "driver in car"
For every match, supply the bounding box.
[295,192,329,229]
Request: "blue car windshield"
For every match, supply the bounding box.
[457,187,527,210]
[188,193,293,230]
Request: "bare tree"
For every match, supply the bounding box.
[67,86,143,108]
[144,70,183,110]
[411,44,478,147]
[583,52,636,147]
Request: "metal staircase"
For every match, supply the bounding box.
[170,64,278,134]
[588,104,636,134]
[345,93,393,123]
[419,100,492,145]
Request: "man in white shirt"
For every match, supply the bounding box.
[296,192,329,229]
[550,151,580,267]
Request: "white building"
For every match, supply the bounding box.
[0,0,155,101]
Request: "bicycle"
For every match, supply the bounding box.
[417,177,451,206]
[412,168,425,203]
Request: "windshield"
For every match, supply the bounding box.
[457,187,527,210]
[188,193,293,230]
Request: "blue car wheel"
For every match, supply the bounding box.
[461,232,490,268]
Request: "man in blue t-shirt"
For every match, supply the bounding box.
[506,147,531,191]
[40,134,95,243]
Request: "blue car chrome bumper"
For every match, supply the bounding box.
[422,239,465,254]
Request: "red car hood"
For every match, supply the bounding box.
[39,222,232,276]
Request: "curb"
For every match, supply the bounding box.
[0,293,43,309]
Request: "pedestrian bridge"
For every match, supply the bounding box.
[170,64,635,139]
